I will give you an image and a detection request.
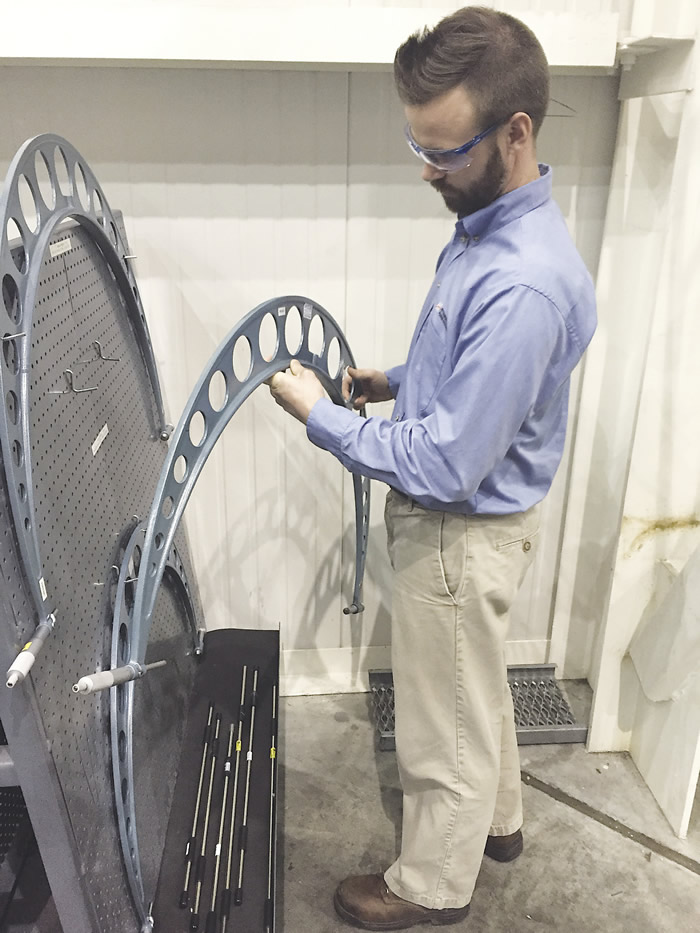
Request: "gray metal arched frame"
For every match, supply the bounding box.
[128,296,371,669]
[110,523,199,928]
[0,134,169,640]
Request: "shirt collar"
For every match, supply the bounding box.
[456,163,552,241]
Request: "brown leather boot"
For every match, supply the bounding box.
[484,829,523,862]
[333,873,470,930]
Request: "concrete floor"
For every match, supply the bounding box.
[281,690,700,933]
[4,686,700,931]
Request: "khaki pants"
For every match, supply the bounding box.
[383,489,539,910]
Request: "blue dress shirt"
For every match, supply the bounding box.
[306,165,597,515]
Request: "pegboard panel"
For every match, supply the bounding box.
[0,788,26,865]
[1,212,202,931]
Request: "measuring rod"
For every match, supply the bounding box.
[234,667,259,907]
[180,703,215,909]
[191,713,221,931]
[221,666,248,933]
[264,684,278,933]
[206,721,234,933]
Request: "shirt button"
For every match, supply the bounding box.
[460,235,467,243]
[523,540,532,552]
[473,236,480,243]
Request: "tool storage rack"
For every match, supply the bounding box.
[0,136,284,932]
[0,131,372,932]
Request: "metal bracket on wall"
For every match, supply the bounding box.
[0,134,170,686]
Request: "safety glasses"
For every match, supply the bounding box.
[404,118,508,173]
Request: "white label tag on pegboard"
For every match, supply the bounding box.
[277,306,286,316]
[50,237,72,258]
[91,423,109,457]
[39,577,47,601]
[303,302,313,320]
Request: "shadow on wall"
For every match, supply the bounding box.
[186,439,392,661]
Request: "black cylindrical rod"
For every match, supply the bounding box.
[191,712,222,930]
[264,684,277,932]
[180,702,214,909]
[234,667,259,906]
[221,665,248,933]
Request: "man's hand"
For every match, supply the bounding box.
[342,366,393,410]
[267,359,328,424]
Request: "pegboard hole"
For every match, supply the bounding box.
[308,314,325,356]
[189,411,206,447]
[208,370,227,412]
[3,335,19,375]
[327,336,341,379]
[232,336,252,382]
[34,150,55,210]
[155,533,164,550]
[18,175,39,234]
[6,389,19,426]
[162,496,174,519]
[259,312,279,362]
[174,455,188,483]
[6,219,26,274]
[2,274,21,325]
[11,439,22,467]
[285,305,303,355]
[24,517,30,532]
[18,483,26,502]
[75,161,90,210]
[53,147,71,196]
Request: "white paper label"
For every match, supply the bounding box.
[50,237,72,258]
[303,302,313,319]
[39,577,47,600]
[277,306,286,316]
[91,423,109,456]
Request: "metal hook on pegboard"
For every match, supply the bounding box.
[77,340,121,364]
[48,369,98,395]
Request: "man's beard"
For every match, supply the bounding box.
[432,143,506,218]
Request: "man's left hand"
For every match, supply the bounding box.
[267,359,327,424]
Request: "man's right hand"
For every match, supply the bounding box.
[342,366,394,410]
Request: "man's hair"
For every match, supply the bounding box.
[394,6,550,137]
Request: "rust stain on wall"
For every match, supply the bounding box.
[624,515,700,555]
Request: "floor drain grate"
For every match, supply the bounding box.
[369,665,588,750]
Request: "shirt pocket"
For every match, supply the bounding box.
[413,304,448,415]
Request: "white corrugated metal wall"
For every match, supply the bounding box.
[0,1,623,692]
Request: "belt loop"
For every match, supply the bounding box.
[407,497,414,512]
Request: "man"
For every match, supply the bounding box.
[269,6,596,930]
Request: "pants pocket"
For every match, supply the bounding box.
[438,512,468,604]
